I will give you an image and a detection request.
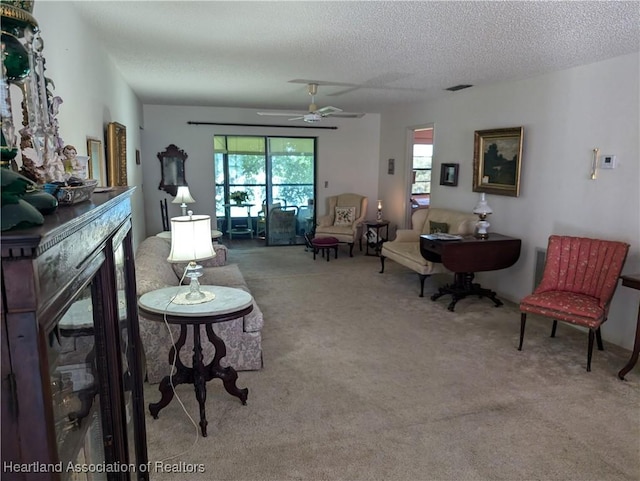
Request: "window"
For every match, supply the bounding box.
[412,143,433,195]
[214,135,316,243]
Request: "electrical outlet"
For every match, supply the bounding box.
[600,155,617,169]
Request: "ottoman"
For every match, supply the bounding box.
[311,236,339,262]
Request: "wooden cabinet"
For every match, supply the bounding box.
[1,188,148,481]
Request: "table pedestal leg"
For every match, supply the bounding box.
[618,303,640,380]
[205,324,248,404]
[149,323,248,437]
[149,325,189,419]
[431,272,503,311]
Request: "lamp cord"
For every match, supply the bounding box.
[155,266,201,463]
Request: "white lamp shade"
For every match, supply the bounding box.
[473,193,493,215]
[167,214,216,262]
[172,186,196,204]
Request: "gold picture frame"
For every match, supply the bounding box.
[86,137,106,186]
[473,127,523,197]
[106,122,127,186]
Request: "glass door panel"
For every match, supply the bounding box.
[214,135,316,245]
[114,240,136,469]
[48,284,107,481]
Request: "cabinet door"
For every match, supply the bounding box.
[113,230,148,480]
[51,283,107,481]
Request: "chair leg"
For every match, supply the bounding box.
[596,327,604,351]
[518,313,527,350]
[379,255,385,274]
[348,243,354,257]
[418,274,427,297]
[587,329,595,372]
[550,320,558,338]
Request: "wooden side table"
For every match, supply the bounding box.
[618,274,640,380]
[364,220,390,256]
[138,285,252,436]
[420,233,521,311]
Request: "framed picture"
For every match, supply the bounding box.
[473,127,523,197]
[439,163,459,186]
[388,158,395,175]
[106,121,127,186]
[86,138,106,186]
[135,149,141,165]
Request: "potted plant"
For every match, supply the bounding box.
[230,191,249,205]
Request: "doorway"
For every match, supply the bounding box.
[407,126,433,226]
[214,135,316,246]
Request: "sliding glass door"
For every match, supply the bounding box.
[214,135,316,245]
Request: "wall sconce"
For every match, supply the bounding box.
[376,200,383,222]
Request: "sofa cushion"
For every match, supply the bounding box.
[334,206,356,226]
[135,236,178,295]
[170,244,228,279]
[429,220,449,234]
[421,208,477,235]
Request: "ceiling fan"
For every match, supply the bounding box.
[257,83,364,123]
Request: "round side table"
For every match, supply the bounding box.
[138,285,253,436]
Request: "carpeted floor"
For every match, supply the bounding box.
[143,245,640,481]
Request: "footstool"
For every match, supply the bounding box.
[311,236,339,262]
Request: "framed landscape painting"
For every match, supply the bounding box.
[106,121,127,186]
[473,127,523,197]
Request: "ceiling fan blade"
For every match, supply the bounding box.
[257,111,306,117]
[315,106,343,116]
[330,112,365,118]
[288,116,305,121]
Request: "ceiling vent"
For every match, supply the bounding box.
[445,84,473,92]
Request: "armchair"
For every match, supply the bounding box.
[315,193,368,256]
[268,206,298,245]
[518,235,629,371]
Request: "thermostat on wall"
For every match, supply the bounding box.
[600,154,617,169]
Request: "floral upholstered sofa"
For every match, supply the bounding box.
[134,235,263,383]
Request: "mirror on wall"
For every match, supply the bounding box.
[157,144,187,196]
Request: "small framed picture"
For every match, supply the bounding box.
[440,163,459,186]
[136,149,141,165]
[388,158,395,175]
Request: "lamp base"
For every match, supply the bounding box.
[475,219,490,239]
[172,290,216,305]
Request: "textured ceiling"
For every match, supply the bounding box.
[71,1,639,115]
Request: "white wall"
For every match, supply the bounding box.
[30,3,146,247]
[379,52,640,350]
[140,105,381,236]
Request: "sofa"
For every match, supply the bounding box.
[315,193,368,256]
[135,235,263,383]
[379,207,477,297]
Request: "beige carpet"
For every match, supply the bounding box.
[143,245,640,481]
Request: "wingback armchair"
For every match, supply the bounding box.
[315,193,368,256]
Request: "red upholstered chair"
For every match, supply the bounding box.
[518,235,629,371]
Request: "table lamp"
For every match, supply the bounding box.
[167,212,216,304]
[472,193,493,239]
[376,200,383,222]
[172,186,196,216]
